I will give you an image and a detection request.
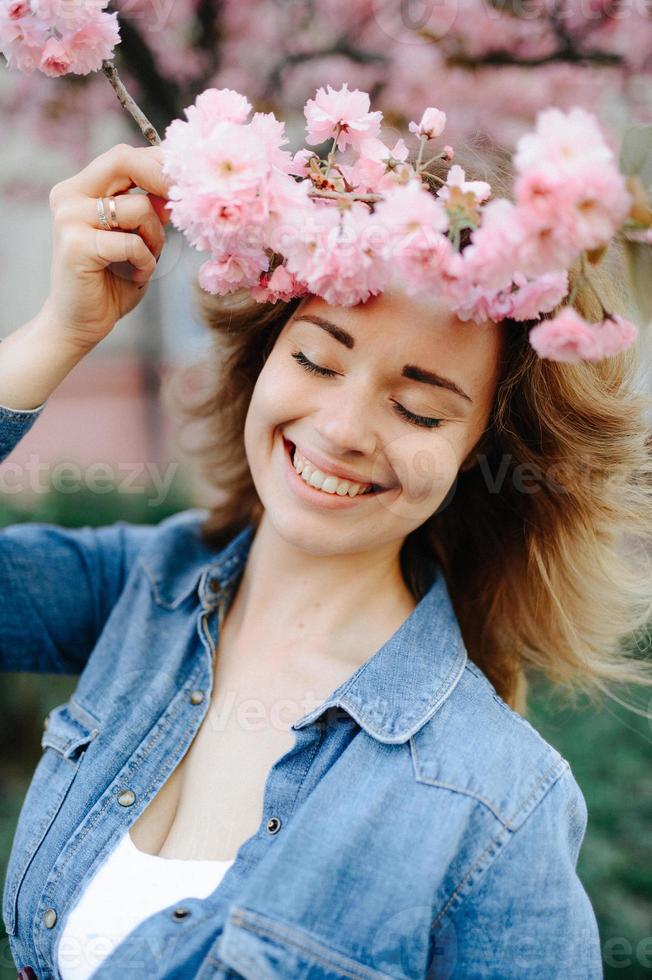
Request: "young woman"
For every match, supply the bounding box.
[1,141,651,980]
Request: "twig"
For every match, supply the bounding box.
[101,60,161,146]
[415,135,427,171]
[307,189,384,204]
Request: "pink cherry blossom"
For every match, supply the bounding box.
[515,145,630,257]
[66,14,120,74]
[349,137,409,192]
[454,271,569,324]
[283,201,391,306]
[514,106,615,177]
[165,120,270,203]
[506,271,569,321]
[0,15,49,71]
[0,0,120,74]
[558,170,631,252]
[438,164,492,204]
[249,111,292,172]
[288,148,318,177]
[528,308,602,361]
[453,285,515,324]
[304,82,383,151]
[183,88,252,137]
[154,84,637,357]
[263,169,314,254]
[250,265,310,303]
[462,198,526,292]
[39,35,71,76]
[372,179,452,293]
[198,250,270,295]
[408,106,446,140]
[594,314,638,358]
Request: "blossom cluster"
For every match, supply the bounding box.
[0,0,119,76]
[158,84,641,362]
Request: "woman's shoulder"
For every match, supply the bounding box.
[413,657,582,833]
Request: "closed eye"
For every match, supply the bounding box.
[290,350,445,430]
[292,350,335,378]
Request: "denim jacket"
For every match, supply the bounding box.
[0,401,603,979]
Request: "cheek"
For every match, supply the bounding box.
[244,357,301,456]
[389,430,461,498]
[380,430,464,524]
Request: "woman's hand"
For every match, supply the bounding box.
[42,142,172,352]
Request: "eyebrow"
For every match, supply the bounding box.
[292,313,474,405]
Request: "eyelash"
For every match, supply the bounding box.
[290,350,445,430]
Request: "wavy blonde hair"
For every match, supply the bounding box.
[163,152,652,719]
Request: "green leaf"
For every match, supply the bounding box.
[623,239,652,324]
[619,124,652,189]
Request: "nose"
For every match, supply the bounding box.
[312,384,379,458]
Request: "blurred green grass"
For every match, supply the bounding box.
[1,488,651,977]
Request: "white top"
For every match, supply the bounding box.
[57,830,234,980]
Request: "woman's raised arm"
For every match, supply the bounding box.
[0,143,172,672]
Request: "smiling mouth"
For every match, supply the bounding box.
[285,439,387,496]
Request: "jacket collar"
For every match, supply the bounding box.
[156,517,468,744]
[291,564,468,744]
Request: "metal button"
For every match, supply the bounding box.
[208,578,220,593]
[117,789,136,807]
[189,689,205,705]
[172,907,190,921]
[43,907,57,928]
[266,816,282,835]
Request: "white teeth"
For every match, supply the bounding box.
[291,446,373,497]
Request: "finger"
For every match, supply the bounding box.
[86,227,158,282]
[149,193,171,226]
[59,144,170,202]
[55,192,165,260]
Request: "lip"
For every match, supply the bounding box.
[282,437,387,508]
[288,438,384,490]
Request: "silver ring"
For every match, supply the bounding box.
[96,197,110,230]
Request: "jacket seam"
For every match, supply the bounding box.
[41,682,191,893]
[409,758,516,829]
[411,743,569,831]
[430,757,571,929]
[229,909,393,980]
[36,684,198,966]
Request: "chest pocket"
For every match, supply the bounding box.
[213,906,395,980]
[2,698,99,937]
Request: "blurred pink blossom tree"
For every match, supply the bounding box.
[1,0,651,188]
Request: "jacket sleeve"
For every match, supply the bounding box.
[435,765,603,979]
[0,400,157,674]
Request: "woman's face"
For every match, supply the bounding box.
[244,287,505,557]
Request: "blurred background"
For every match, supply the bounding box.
[1,1,652,975]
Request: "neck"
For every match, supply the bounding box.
[223,512,417,666]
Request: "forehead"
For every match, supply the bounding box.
[287,290,506,401]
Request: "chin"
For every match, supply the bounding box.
[263,502,370,557]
